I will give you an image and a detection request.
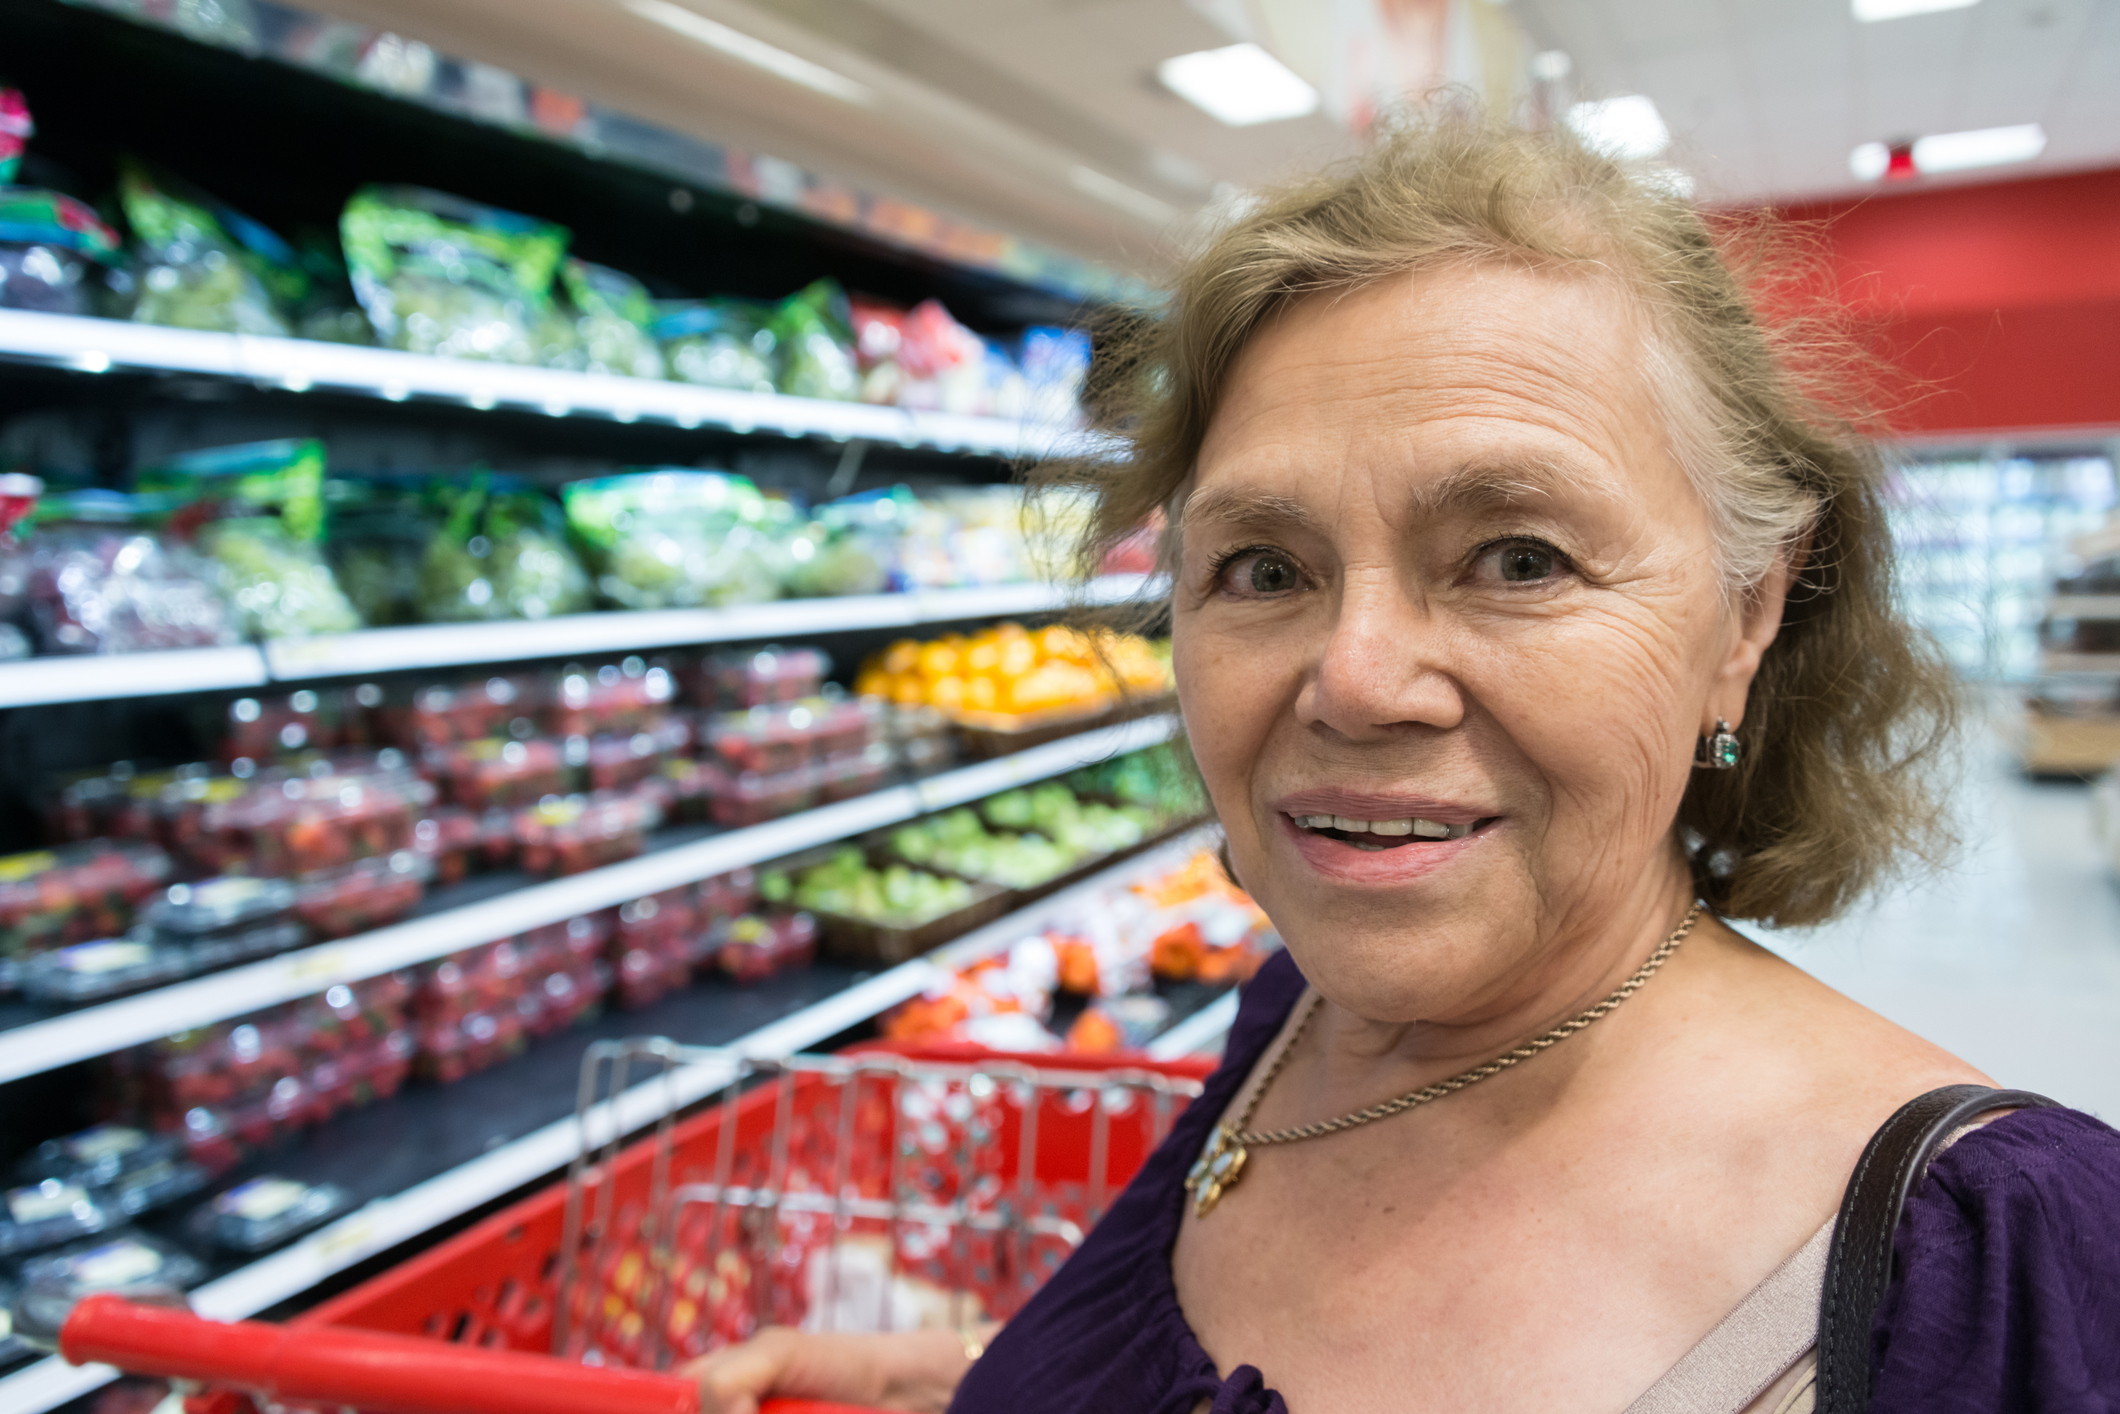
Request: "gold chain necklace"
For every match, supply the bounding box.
[1184,903,1702,1218]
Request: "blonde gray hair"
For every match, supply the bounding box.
[1045,111,1956,927]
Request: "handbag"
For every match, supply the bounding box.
[1814,1083,2062,1413]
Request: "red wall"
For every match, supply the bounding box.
[1773,166,2120,438]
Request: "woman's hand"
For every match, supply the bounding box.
[682,1325,993,1414]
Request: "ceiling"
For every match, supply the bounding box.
[298,0,2120,279]
[1513,0,2120,206]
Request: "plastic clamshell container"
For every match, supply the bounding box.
[0,1179,119,1257]
[197,754,435,877]
[0,839,174,963]
[578,717,693,793]
[712,911,818,984]
[18,1125,184,1189]
[12,1231,208,1325]
[426,736,570,811]
[19,938,191,1004]
[696,644,829,708]
[704,764,820,828]
[539,661,676,738]
[292,850,432,940]
[190,1176,352,1253]
[141,876,305,972]
[514,791,663,878]
[366,675,535,750]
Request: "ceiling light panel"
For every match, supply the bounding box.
[1852,0,1980,21]
[1565,96,1670,161]
[1157,43,1320,126]
[1912,123,2047,172]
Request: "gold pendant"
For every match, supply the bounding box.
[1183,1124,1248,1218]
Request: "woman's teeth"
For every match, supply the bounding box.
[1291,813,1478,846]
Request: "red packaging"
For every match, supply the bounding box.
[307,1029,414,1119]
[697,866,759,921]
[691,646,829,709]
[0,839,173,965]
[611,887,697,1010]
[425,736,570,811]
[415,1008,526,1085]
[712,911,818,984]
[816,743,893,804]
[46,763,163,844]
[580,717,693,793]
[291,851,432,940]
[515,913,611,1037]
[364,676,535,750]
[539,659,675,738]
[703,764,819,828]
[220,689,353,764]
[194,753,433,878]
[412,807,483,885]
[414,940,528,1030]
[652,758,715,823]
[514,790,662,877]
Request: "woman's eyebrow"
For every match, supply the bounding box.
[1405,459,1617,520]
[1178,487,1323,534]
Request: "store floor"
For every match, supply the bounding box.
[1752,742,2120,1120]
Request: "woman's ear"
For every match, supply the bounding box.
[1710,540,1801,732]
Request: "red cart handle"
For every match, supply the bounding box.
[60,1295,877,1414]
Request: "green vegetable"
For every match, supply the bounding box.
[790,847,973,927]
[558,259,665,379]
[562,470,798,610]
[769,280,859,402]
[653,299,776,391]
[341,186,569,363]
[416,475,590,622]
[889,808,1076,889]
[119,161,291,336]
[198,518,361,639]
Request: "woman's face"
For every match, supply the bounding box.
[1173,263,1784,1024]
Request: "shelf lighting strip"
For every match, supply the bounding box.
[0,825,1222,1414]
[0,309,1102,458]
[0,714,1177,1085]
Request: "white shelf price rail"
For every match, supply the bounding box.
[0,577,1162,709]
[0,713,1177,1085]
[0,826,1222,1414]
[0,308,1099,459]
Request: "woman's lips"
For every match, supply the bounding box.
[1271,805,1501,884]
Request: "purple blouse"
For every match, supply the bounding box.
[950,948,2120,1414]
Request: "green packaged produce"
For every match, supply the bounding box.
[653,299,776,392]
[769,279,859,402]
[772,847,974,928]
[142,440,361,640]
[417,475,590,622]
[340,186,568,363]
[558,259,665,379]
[561,470,794,610]
[0,189,123,317]
[118,162,293,336]
[325,478,436,627]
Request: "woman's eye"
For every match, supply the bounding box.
[1217,549,1303,596]
[1476,539,1568,585]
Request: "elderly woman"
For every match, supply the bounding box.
[693,118,2120,1413]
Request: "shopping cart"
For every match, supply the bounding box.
[43,1036,1214,1414]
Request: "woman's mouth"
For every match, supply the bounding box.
[1286,813,1497,850]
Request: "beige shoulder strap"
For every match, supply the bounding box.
[1623,1219,1832,1414]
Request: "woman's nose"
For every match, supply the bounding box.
[1298,574,1466,740]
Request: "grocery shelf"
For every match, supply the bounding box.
[0,646,269,708]
[0,309,1093,458]
[0,826,1223,1414]
[0,576,1161,708]
[260,576,1157,680]
[1146,989,1240,1059]
[0,712,1178,1084]
[2036,651,2120,675]
[2043,595,2120,621]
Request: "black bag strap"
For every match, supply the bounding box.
[1815,1083,2062,1413]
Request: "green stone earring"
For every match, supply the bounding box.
[1694,718,1741,770]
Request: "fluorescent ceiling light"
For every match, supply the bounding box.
[1852,0,1978,20]
[1158,43,1319,126]
[623,0,871,105]
[1912,123,2045,173]
[1566,95,1669,161]
[1530,50,1572,81]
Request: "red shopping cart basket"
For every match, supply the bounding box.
[53,1037,1213,1414]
